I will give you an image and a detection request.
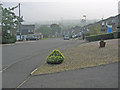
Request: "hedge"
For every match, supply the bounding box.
[46,49,65,64]
[2,35,16,44]
[86,32,120,42]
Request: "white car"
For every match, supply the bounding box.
[64,35,69,40]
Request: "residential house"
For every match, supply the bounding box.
[117,14,120,29]
[72,26,82,34]
[16,25,35,40]
[81,14,120,35]
[102,14,119,32]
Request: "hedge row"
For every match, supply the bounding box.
[86,32,120,42]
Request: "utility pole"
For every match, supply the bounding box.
[18,3,21,40]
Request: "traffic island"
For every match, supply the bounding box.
[31,39,119,76]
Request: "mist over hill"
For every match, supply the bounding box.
[24,19,99,29]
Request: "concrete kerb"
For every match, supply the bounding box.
[1,41,37,46]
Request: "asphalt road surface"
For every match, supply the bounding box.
[21,62,118,88]
[2,38,85,88]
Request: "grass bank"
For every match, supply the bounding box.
[32,39,119,76]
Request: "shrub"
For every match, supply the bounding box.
[2,35,16,44]
[114,31,120,39]
[69,34,72,38]
[46,49,65,64]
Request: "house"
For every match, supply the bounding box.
[72,26,82,34]
[0,3,2,36]
[101,14,120,32]
[16,24,35,40]
[81,14,120,35]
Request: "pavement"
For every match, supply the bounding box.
[2,38,85,88]
[21,62,118,88]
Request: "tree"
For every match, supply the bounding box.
[88,23,101,35]
[37,25,52,38]
[50,24,61,37]
[2,5,23,44]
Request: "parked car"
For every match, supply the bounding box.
[26,36,37,40]
[64,35,69,40]
[26,34,41,41]
[77,34,81,37]
[72,34,79,38]
[72,35,75,38]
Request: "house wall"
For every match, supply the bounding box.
[118,1,120,14]
[84,14,119,35]
[16,25,35,40]
[0,4,2,36]
[0,4,2,44]
[16,35,27,40]
[20,25,35,35]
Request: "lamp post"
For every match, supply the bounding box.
[83,15,86,26]
[18,3,21,40]
[83,15,86,40]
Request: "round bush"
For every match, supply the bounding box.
[46,49,65,64]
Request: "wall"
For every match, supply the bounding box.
[118,1,120,14]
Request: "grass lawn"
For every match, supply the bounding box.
[31,39,119,76]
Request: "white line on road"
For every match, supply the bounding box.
[15,75,32,90]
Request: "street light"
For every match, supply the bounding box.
[18,3,21,40]
[83,15,86,26]
[83,15,87,40]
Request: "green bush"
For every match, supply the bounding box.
[46,49,65,64]
[2,35,16,44]
[86,33,114,42]
[69,34,72,38]
[114,31,120,39]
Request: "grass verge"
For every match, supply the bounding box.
[31,39,119,76]
[41,38,47,40]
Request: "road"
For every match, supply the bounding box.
[2,38,85,88]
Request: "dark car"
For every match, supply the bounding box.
[26,36,37,40]
[64,35,69,40]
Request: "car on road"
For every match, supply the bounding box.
[64,35,69,40]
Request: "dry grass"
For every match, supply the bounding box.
[32,39,119,76]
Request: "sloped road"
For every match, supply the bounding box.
[2,38,85,88]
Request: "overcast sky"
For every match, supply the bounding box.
[1,0,120,24]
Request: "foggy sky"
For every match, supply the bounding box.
[1,0,119,24]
